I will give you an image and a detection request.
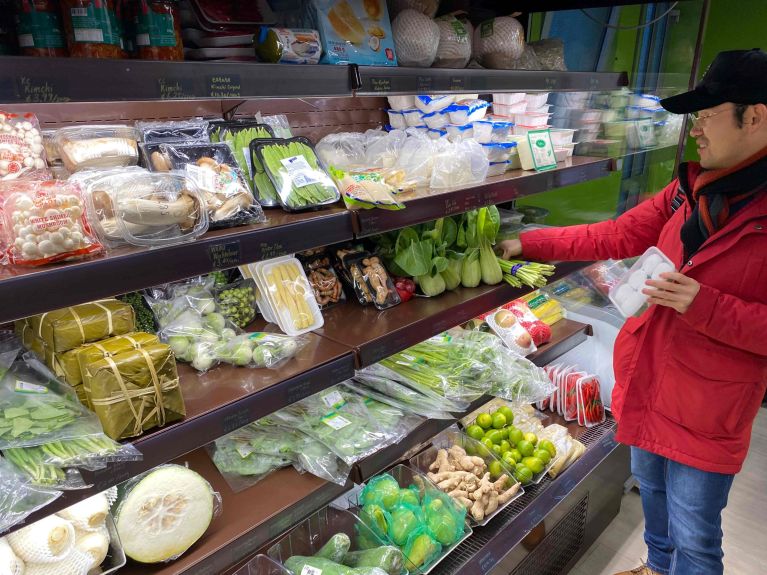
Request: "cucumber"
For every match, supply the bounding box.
[315,533,351,563]
[342,546,405,575]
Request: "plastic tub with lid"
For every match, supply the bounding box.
[388,95,415,110]
[446,123,474,142]
[447,99,489,125]
[402,108,424,127]
[524,93,549,108]
[493,100,527,117]
[492,92,526,105]
[487,160,511,176]
[472,117,514,143]
[527,104,551,115]
[387,110,406,130]
[422,110,450,130]
[513,124,550,136]
[415,94,454,114]
[514,112,551,127]
[480,141,517,162]
[549,128,577,146]
[427,127,448,140]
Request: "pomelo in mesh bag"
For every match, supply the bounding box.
[392,9,439,67]
[434,14,472,68]
[474,17,525,69]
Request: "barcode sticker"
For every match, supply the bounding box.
[321,413,351,430]
[235,444,253,458]
[15,379,48,394]
[185,164,218,193]
[301,566,322,575]
[18,34,34,48]
[280,155,321,188]
[321,390,345,409]
[74,28,104,43]
[70,7,88,17]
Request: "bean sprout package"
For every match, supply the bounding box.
[0,180,103,266]
[158,142,266,229]
[608,247,676,317]
[485,307,537,356]
[0,111,48,180]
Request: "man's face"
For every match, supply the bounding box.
[689,103,744,169]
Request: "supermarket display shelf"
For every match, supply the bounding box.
[352,157,614,237]
[14,329,355,532]
[354,67,628,96]
[528,319,593,367]
[0,57,356,102]
[0,208,354,325]
[507,0,693,10]
[117,450,353,575]
[318,261,591,368]
[433,415,624,574]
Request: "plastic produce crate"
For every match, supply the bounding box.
[232,554,291,575]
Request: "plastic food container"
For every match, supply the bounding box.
[609,246,675,317]
[526,104,551,115]
[609,90,631,108]
[473,118,513,144]
[446,123,474,142]
[422,110,450,130]
[517,130,556,171]
[549,92,590,107]
[631,93,662,108]
[492,92,526,105]
[513,124,550,136]
[447,99,489,125]
[402,108,425,127]
[387,109,407,130]
[549,128,577,146]
[604,120,633,140]
[54,125,139,172]
[514,112,551,127]
[554,148,568,163]
[388,95,416,110]
[524,92,550,108]
[480,141,516,162]
[427,128,448,140]
[492,100,527,117]
[487,160,511,176]
[409,428,524,527]
[232,555,290,575]
[406,125,429,137]
[415,94,454,114]
[560,143,576,157]
[348,464,473,574]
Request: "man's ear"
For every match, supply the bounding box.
[745,103,767,131]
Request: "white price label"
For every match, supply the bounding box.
[636,119,656,149]
[321,413,352,430]
[185,163,218,193]
[321,390,345,409]
[301,566,323,575]
[280,155,322,188]
[235,444,253,458]
[14,379,48,394]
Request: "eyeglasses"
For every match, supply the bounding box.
[691,106,736,127]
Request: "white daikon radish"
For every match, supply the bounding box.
[57,493,109,533]
[24,548,92,575]
[0,538,25,575]
[8,515,75,564]
[74,527,109,569]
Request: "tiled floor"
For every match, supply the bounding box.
[569,407,767,575]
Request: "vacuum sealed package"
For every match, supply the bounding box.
[54,125,139,172]
[0,111,48,180]
[0,180,103,266]
[136,119,211,144]
[158,142,266,228]
[84,170,208,248]
[608,247,675,317]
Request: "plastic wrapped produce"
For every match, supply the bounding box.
[350,373,455,419]
[392,9,439,67]
[430,139,488,189]
[529,38,567,71]
[0,180,104,266]
[0,111,48,180]
[136,119,211,144]
[54,125,139,172]
[387,0,439,18]
[0,458,62,533]
[393,135,434,187]
[434,14,471,68]
[316,132,368,170]
[473,17,525,69]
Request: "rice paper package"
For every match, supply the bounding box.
[81,341,184,440]
[26,299,136,353]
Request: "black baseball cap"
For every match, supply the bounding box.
[661,49,767,114]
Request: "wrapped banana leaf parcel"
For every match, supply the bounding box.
[80,336,185,440]
[24,299,136,353]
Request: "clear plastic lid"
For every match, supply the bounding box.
[89,171,209,247]
[135,119,211,144]
[54,125,140,173]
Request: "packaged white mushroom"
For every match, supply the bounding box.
[608,247,676,317]
[0,111,49,180]
[54,125,139,173]
[85,170,209,247]
[0,180,103,266]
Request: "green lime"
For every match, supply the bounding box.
[492,413,507,429]
[508,427,524,445]
[488,460,504,479]
[539,439,557,458]
[514,466,533,485]
[499,427,509,440]
[524,432,538,446]
[492,444,502,457]
[522,456,544,474]
[534,449,551,465]
[486,430,504,445]
[510,448,523,463]
[517,440,534,457]
[481,437,494,450]
[466,424,485,441]
[499,440,512,454]
[476,413,493,429]
[465,443,477,456]
[498,406,515,424]
[502,452,517,468]
[476,442,491,458]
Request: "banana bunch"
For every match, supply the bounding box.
[266,261,314,330]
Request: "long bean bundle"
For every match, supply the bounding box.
[497,259,556,289]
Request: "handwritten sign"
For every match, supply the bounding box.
[207,74,242,98]
[370,77,392,93]
[450,76,465,91]
[208,240,241,270]
[17,76,69,103]
[222,407,251,434]
[417,75,433,93]
[257,241,286,261]
[157,77,195,100]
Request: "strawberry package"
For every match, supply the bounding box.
[577,375,605,427]
[0,180,103,265]
[0,111,49,180]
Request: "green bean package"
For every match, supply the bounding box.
[254,137,340,211]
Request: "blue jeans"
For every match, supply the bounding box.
[630,447,734,575]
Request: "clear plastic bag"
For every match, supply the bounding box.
[212,277,258,328]
[0,457,62,533]
[529,38,567,71]
[430,139,488,189]
[346,377,454,420]
[394,135,435,187]
[3,447,89,490]
[207,436,291,493]
[258,114,293,139]
[0,332,22,377]
[316,132,368,171]
[136,118,211,144]
[54,125,139,172]
[0,111,48,180]
[0,180,103,266]
[85,170,208,248]
[159,142,265,229]
[21,434,142,471]
[271,385,402,466]
[364,129,407,169]
[342,383,425,440]
[246,332,308,369]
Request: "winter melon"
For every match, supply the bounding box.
[114,465,215,563]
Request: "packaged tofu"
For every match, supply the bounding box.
[608,247,676,317]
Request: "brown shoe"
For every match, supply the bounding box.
[613,566,663,575]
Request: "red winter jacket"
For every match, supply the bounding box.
[521,164,767,474]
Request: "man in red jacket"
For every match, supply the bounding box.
[500,49,767,575]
